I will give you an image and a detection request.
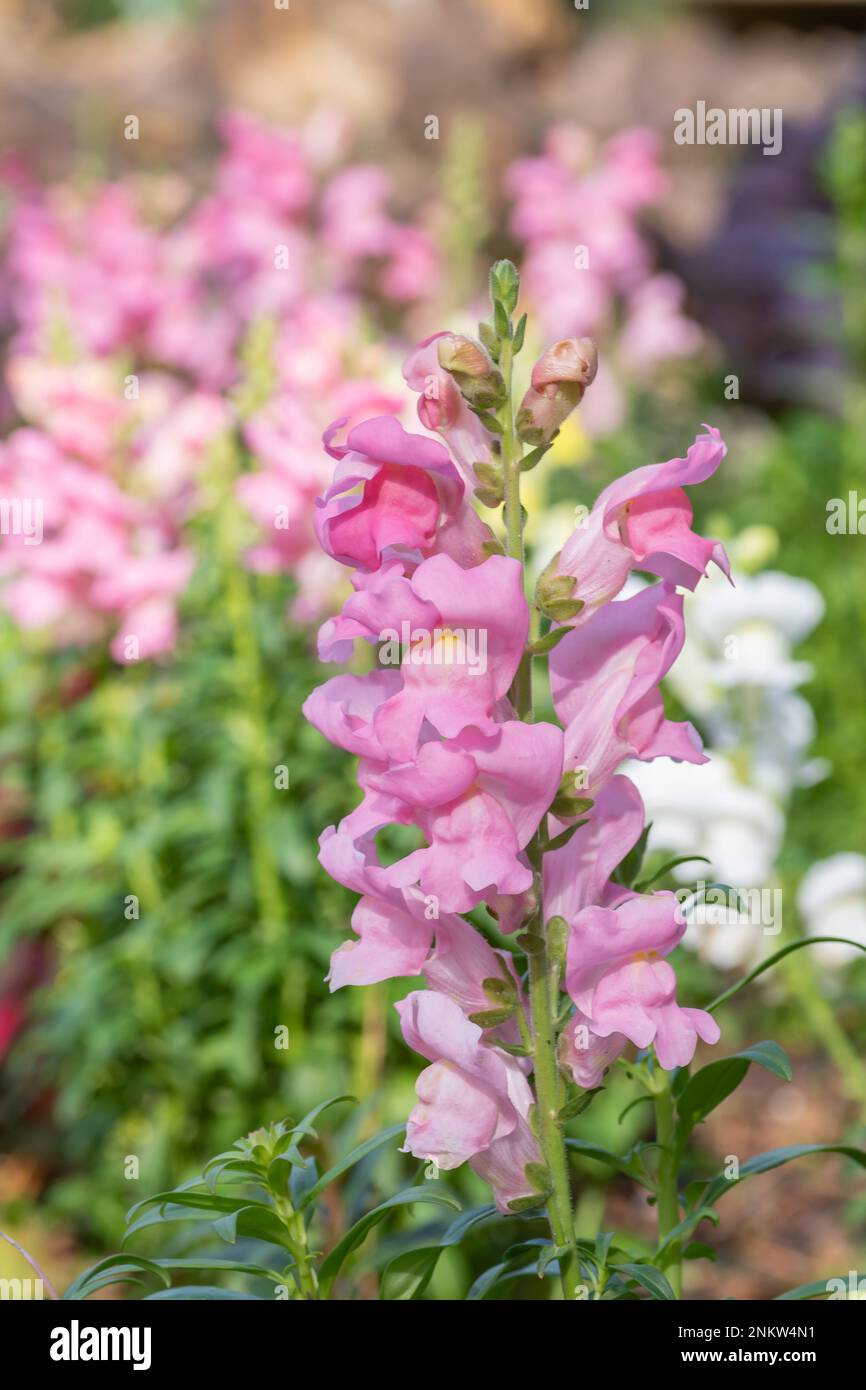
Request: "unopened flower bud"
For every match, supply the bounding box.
[437,334,507,410]
[437,333,493,379]
[530,337,598,393]
[516,337,598,445]
[489,258,520,316]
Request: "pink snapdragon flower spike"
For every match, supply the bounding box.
[550,581,707,795]
[397,992,541,1211]
[305,261,731,1244]
[563,896,721,1071]
[554,426,730,620]
[315,415,465,571]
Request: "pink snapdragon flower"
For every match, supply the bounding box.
[553,426,729,622]
[563,895,720,1072]
[315,416,465,571]
[550,582,706,796]
[402,332,496,488]
[376,721,563,913]
[397,991,541,1212]
[367,553,529,759]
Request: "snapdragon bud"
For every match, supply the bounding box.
[516,337,598,445]
[437,333,507,410]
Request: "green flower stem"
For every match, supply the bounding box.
[274,1194,319,1300]
[214,436,301,1035]
[499,333,580,1301]
[652,1073,682,1299]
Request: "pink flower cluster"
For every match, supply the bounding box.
[507,127,703,436]
[305,335,729,1210]
[0,111,442,655]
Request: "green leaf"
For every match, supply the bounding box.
[559,1088,604,1121]
[698,1144,866,1210]
[683,1242,718,1263]
[379,1201,499,1298]
[706,938,866,1012]
[380,1246,441,1301]
[145,1286,265,1300]
[634,855,710,892]
[123,1194,287,1248]
[297,1121,404,1210]
[318,1186,461,1296]
[656,1207,719,1263]
[126,1188,269,1223]
[467,1260,513,1300]
[155,1257,283,1281]
[565,1139,655,1189]
[618,1095,654,1125]
[512,313,527,354]
[613,1262,677,1301]
[440,1204,498,1247]
[675,1041,793,1133]
[612,822,652,888]
[64,1254,171,1301]
[289,1094,356,1145]
[775,1275,866,1301]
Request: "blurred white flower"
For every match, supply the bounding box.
[680,901,764,972]
[625,753,785,887]
[797,853,866,968]
[667,569,825,710]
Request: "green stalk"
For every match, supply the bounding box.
[652,1074,682,1299]
[214,436,302,1036]
[499,335,580,1300]
[274,1194,319,1300]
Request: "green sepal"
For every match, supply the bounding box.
[482,974,518,1005]
[558,1088,604,1122]
[546,916,569,973]
[516,931,545,956]
[468,1006,516,1028]
[528,626,574,656]
[539,819,588,854]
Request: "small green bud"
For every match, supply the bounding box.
[489,259,520,316]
